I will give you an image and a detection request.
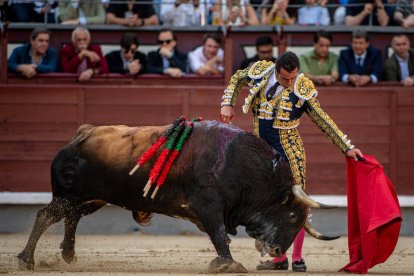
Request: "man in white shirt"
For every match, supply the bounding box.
[188,33,224,75]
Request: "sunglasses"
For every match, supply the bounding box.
[157,39,173,45]
[122,48,137,54]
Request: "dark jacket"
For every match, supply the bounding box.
[383,49,414,81]
[105,50,147,75]
[240,55,277,70]
[338,46,382,81]
[59,43,108,74]
[146,48,188,74]
[8,43,58,74]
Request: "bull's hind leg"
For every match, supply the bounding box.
[190,178,247,273]
[17,197,77,270]
[60,200,106,264]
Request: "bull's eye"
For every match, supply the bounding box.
[288,212,297,223]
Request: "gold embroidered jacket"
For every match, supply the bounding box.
[221,60,354,153]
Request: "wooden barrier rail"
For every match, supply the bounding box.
[1,83,413,195]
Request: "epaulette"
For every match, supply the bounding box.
[293,73,318,100]
[248,60,275,80]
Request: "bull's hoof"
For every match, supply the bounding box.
[17,251,34,271]
[61,248,76,264]
[208,257,248,273]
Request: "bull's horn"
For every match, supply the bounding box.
[304,221,340,240]
[292,185,337,209]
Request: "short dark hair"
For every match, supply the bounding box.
[313,30,332,44]
[158,28,177,41]
[31,27,50,40]
[256,35,274,48]
[120,32,140,50]
[203,33,222,45]
[276,51,300,73]
[352,30,370,42]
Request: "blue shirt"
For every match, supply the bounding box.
[8,43,58,74]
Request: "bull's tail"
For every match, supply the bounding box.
[132,211,153,226]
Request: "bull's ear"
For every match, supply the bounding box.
[280,191,291,205]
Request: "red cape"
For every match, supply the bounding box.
[340,155,402,274]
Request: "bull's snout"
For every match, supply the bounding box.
[267,245,282,257]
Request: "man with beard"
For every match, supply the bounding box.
[188,33,224,75]
[8,27,58,78]
[299,30,338,86]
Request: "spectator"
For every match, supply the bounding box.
[383,34,414,86]
[393,0,414,28]
[6,0,57,23]
[338,30,382,87]
[189,33,224,75]
[105,32,147,75]
[333,0,349,25]
[57,0,105,25]
[240,35,277,69]
[261,0,295,25]
[160,0,205,26]
[297,0,330,25]
[299,30,338,85]
[345,0,395,26]
[214,0,259,26]
[106,0,158,26]
[147,29,188,78]
[59,27,108,83]
[8,27,58,78]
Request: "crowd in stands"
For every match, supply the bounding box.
[7,26,414,86]
[1,0,414,28]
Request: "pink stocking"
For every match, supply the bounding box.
[292,228,305,262]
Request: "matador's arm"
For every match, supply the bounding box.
[221,67,250,107]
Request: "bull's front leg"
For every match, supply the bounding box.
[190,193,247,273]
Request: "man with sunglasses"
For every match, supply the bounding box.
[220,51,363,272]
[147,29,188,78]
[105,32,146,75]
[240,35,277,69]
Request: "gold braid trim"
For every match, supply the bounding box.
[221,67,249,107]
[306,97,355,153]
[273,88,300,129]
[248,60,275,79]
[294,73,318,100]
[280,128,307,188]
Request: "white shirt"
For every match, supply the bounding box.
[188,46,224,73]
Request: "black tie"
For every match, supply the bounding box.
[266,82,279,101]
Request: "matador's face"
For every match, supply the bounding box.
[276,68,298,89]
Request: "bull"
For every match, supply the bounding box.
[18,120,337,273]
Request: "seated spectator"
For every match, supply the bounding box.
[261,0,295,25]
[189,33,224,75]
[105,32,146,75]
[338,30,382,87]
[6,0,57,23]
[106,0,158,26]
[57,0,105,25]
[393,0,414,28]
[214,0,259,26]
[299,30,338,86]
[59,27,108,83]
[8,27,58,78]
[297,0,330,25]
[147,29,188,78]
[160,0,205,26]
[345,0,395,26]
[240,35,277,69]
[383,34,414,86]
[333,0,348,25]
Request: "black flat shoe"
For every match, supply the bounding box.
[292,259,307,272]
[256,259,288,270]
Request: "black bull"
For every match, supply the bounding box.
[18,120,338,273]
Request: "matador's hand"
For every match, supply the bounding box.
[220,106,234,124]
[346,148,364,161]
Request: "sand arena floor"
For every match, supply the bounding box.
[1,233,413,275]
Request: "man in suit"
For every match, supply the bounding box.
[59,27,108,82]
[383,34,414,87]
[8,27,58,78]
[338,30,382,87]
[146,29,188,78]
[105,32,146,75]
